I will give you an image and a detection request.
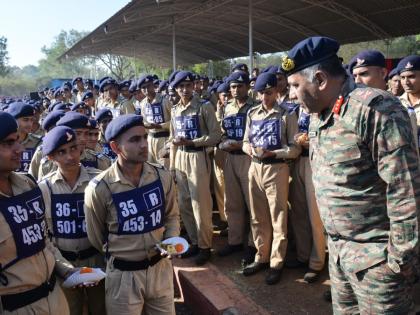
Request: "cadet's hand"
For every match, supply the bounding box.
[172,137,193,146]
[260,150,276,159]
[294,132,309,148]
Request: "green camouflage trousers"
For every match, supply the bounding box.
[329,254,414,314]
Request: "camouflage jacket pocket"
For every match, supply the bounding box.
[326,143,361,165]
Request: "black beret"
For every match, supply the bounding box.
[42,126,77,156]
[171,71,194,88]
[227,71,250,85]
[397,55,420,74]
[42,110,66,131]
[95,108,113,122]
[348,50,386,73]
[105,114,144,142]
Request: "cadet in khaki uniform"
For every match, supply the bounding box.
[242,73,301,285]
[99,78,135,116]
[95,108,117,161]
[37,112,111,179]
[216,72,257,264]
[119,79,136,115]
[286,36,420,314]
[84,114,180,315]
[138,75,171,168]
[289,106,326,283]
[38,126,105,315]
[398,56,420,150]
[6,102,42,173]
[29,110,66,180]
[30,102,45,137]
[169,71,222,265]
[72,77,85,103]
[0,112,76,314]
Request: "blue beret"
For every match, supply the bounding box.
[82,91,94,101]
[193,74,201,81]
[100,78,118,93]
[200,75,209,81]
[209,80,223,94]
[158,80,169,93]
[0,112,18,140]
[388,68,399,80]
[171,71,194,88]
[217,82,230,94]
[53,103,71,111]
[250,76,257,82]
[62,82,72,90]
[397,55,420,74]
[129,79,139,93]
[261,65,285,75]
[281,36,340,75]
[94,84,99,90]
[254,73,277,92]
[119,80,132,90]
[6,102,35,119]
[105,114,144,142]
[153,79,160,85]
[232,63,249,73]
[84,79,93,86]
[56,112,91,129]
[95,108,113,122]
[88,119,98,129]
[72,77,83,85]
[53,89,62,98]
[70,102,87,111]
[42,126,77,156]
[168,70,180,83]
[99,76,112,84]
[348,50,385,73]
[227,71,250,85]
[42,110,66,131]
[137,75,154,87]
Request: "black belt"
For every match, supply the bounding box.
[150,131,169,138]
[1,274,56,312]
[252,157,286,164]
[113,254,163,271]
[59,247,99,261]
[328,233,388,243]
[229,150,246,155]
[179,145,203,152]
[301,148,309,157]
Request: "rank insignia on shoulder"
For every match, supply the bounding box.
[308,131,317,138]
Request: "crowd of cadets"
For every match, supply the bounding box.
[0,42,419,315]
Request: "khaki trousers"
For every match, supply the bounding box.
[105,258,175,315]
[148,136,169,169]
[249,162,289,269]
[224,153,253,246]
[289,156,326,271]
[62,253,106,315]
[175,150,213,249]
[3,281,69,315]
[212,148,226,222]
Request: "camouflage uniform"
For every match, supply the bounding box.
[309,77,420,314]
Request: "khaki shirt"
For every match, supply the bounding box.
[84,162,180,261]
[0,173,73,296]
[119,96,136,115]
[169,96,222,170]
[37,149,111,180]
[399,92,420,149]
[139,93,171,132]
[28,146,43,180]
[219,97,256,144]
[22,133,42,150]
[102,97,135,116]
[242,102,301,159]
[39,166,101,253]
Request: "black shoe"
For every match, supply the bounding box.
[265,268,283,285]
[180,244,199,258]
[195,248,211,266]
[323,289,332,302]
[217,244,243,257]
[284,259,308,269]
[219,227,229,237]
[303,269,320,283]
[214,220,228,231]
[242,261,269,276]
[241,246,257,267]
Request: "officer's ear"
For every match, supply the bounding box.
[314,71,328,91]
[109,140,121,155]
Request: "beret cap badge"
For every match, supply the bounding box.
[405,62,414,69]
[356,58,365,66]
[281,57,295,72]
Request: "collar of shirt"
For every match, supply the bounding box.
[50,165,91,188]
[176,95,200,112]
[107,162,156,187]
[255,102,282,116]
[0,172,33,198]
[400,92,420,107]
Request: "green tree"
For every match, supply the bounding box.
[0,36,10,77]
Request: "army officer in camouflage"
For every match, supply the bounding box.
[285,36,420,314]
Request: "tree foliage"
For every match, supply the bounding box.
[0,36,10,77]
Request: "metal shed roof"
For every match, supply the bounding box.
[61,0,420,67]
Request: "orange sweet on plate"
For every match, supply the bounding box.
[175,243,184,253]
[79,267,93,274]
